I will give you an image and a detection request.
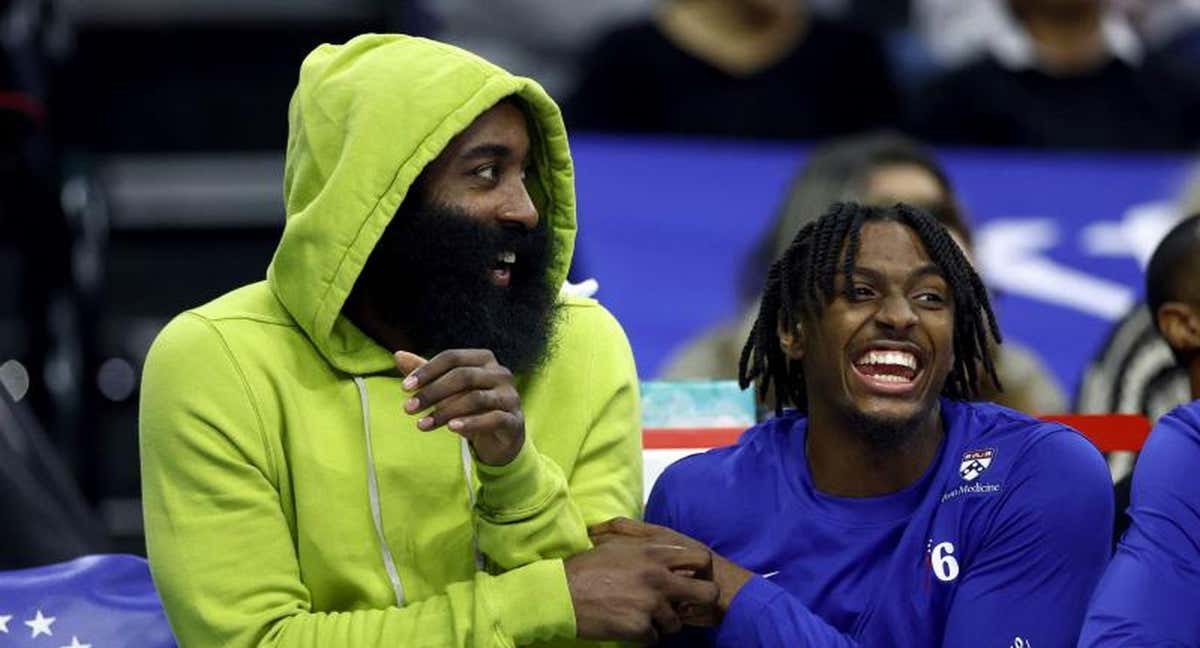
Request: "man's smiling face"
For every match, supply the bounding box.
[782,219,955,442]
[350,99,560,373]
[418,99,540,288]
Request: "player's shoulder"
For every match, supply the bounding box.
[1157,400,1200,440]
[944,399,1107,487]
[650,414,800,540]
[656,414,799,495]
[1137,399,1200,474]
[950,399,1088,454]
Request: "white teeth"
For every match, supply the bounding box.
[872,373,912,383]
[497,251,516,264]
[857,350,918,370]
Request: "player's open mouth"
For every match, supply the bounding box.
[490,250,516,287]
[851,345,923,395]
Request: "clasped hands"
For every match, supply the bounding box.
[568,517,755,644]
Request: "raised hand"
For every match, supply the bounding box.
[395,349,524,466]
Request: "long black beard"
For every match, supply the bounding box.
[352,200,560,374]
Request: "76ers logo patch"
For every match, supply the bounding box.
[959,448,995,482]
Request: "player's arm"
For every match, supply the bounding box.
[1078,409,1200,646]
[942,430,1113,648]
[635,474,860,648]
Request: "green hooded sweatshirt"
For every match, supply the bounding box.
[140,34,642,647]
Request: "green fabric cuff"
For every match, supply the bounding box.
[488,558,576,644]
[474,435,553,518]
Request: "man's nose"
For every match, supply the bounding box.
[497,180,538,230]
[875,294,918,331]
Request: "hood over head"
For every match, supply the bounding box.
[268,34,577,375]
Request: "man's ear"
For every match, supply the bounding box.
[1156,302,1200,354]
[778,314,806,360]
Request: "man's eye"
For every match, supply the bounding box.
[474,165,497,181]
[915,292,946,304]
[851,285,875,299]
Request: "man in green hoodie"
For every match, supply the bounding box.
[139,35,716,647]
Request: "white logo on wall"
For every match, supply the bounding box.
[959,448,995,482]
[976,204,1178,321]
[1009,637,1031,648]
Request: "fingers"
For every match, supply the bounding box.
[409,385,520,431]
[646,544,713,573]
[405,365,515,414]
[396,349,496,391]
[393,350,428,377]
[678,601,719,627]
[651,601,682,638]
[588,517,653,539]
[442,410,523,436]
[661,570,720,609]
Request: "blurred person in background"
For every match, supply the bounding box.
[1076,162,1200,545]
[914,0,1200,150]
[423,0,654,98]
[1079,213,1200,646]
[622,202,1112,646]
[1076,163,1200,412]
[1114,0,1200,71]
[140,35,719,647]
[662,131,1067,415]
[564,0,899,140]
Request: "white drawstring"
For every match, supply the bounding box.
[354,376,406,606]
[460,437,485,570]
[354,376,486,605]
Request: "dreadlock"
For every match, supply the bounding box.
[738,202,1002,416]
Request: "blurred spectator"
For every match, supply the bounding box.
[424,0,654,98]
[565,0,900,140]
[1077,212,1200,646]
[1115,0,1200,68]
[1077,163,1200,423]
[661,131,1067,415]
[914,0,1200,150]
[1076,162,1200,545]
[913,0,1139,68]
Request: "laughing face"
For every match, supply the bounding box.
[781,219,955,439]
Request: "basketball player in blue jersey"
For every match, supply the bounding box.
[1080,213,1200,646]
[595,202,1113,646]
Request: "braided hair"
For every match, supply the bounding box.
[738,202,1002,415]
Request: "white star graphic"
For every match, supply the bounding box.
[25,609,55,638]
[60,636,91,648]
[0,613,11,633]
